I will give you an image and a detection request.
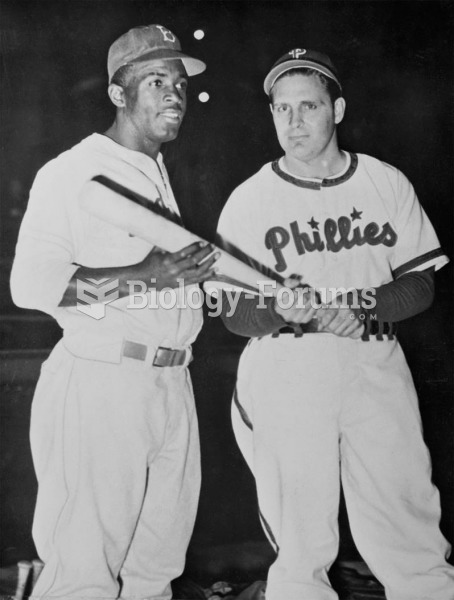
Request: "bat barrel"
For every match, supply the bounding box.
[80,178,285,298]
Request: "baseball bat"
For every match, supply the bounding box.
[79,176,285,298]
[31,559,45,589]
[13,561,32,600]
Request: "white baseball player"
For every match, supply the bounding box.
[216,49,454,600]
[10,25,219,600]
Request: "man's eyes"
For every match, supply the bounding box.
[275,102,318,112]
[147,78,187,91]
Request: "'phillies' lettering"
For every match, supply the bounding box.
[265,226,290,272]
[324,217,397,252]
[265,215,397,272]
[290,221,325,253]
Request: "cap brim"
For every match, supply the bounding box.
[264,59,341,95]
[110,48,206,81]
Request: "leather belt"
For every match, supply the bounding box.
[272,319,396,340]
[272,319,319,338]
[122,340,191,367]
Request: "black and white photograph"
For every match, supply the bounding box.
[1,1,453,599]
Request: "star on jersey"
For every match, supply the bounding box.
[308,217,319,230]
[351,207,363,221]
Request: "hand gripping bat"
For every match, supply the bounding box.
[79,175,286,298]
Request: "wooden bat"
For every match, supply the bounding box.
[79,175,285,298]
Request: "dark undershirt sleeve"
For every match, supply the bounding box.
[219,292,286,338]
[219,269,435,338]
[352,268,435,323]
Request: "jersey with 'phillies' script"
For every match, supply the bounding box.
[217,152,448,294]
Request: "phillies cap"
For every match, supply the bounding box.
[108,24,206,82]
[264,48,341,95]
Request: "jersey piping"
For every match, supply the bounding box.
[233,386,253,431]
[271,152,358,190]
[392,248,446,279]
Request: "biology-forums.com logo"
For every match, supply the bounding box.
[76,278,120,319]
[76,277,377,320]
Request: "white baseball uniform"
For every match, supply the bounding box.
[10,133,203,600]
[216,151,454,600]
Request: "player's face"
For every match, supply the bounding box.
[122,59,188,151]
[270,73,345,166]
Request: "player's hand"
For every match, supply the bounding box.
[274,276,319,324]
[133,241,219,290]
[316,304,364,339]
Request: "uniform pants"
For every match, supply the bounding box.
[233,334,454,600]
[30,341,201,600]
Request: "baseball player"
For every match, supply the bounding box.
[10,25,219,600]
[215,49,454,599]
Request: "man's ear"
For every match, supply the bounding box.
[334,97,346,125]
[107,84,126,108]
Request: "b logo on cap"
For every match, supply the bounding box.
[156,25,176,43]
[289,48,306,58]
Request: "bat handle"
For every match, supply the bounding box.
[13,560,32,600]
[31,559,45,590]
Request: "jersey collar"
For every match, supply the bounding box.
[271,152,358,189]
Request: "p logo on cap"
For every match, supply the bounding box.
[288,49,307,59]
[107,24,206,82]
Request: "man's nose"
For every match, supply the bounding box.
[164,85,183,103]
[290,108,304,127]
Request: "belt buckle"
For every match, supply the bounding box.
[153,347,170,367]
[153,346,186,367]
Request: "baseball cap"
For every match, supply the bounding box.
[264,48,341,95]
[108,24,206,82]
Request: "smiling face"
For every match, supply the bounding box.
[112,58,188,156]
[270,72,345,172]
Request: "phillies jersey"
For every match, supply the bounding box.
[217,152,448,295]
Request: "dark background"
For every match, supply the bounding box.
[1,0,453,582]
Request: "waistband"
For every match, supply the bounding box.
[61,337,192,367]
[122,340,192,368]
[272,319,396,341]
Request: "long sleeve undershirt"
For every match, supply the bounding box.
[219,270,435,338]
